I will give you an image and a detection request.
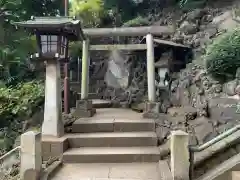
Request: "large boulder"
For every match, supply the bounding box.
[208,97,240,123]
[179,21,199,35]
[223,80,238,96]
[212,11,239,31]
[186,9,206,22]
[189,117,216,144]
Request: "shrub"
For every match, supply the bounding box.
[205,28,240,82]
[0,80,44,125]
[0,80,44,151]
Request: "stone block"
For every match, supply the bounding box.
[143,102,165,118]
[76,100,93,110]
[72,108,96,118]
[144,102,161,113]
[142,112,160,119]
[24,169,38,180]
[20,131,42,180]
[41,136,69,161]
[41,141,51,161]
[232,171,240,180]
[170,130,190,180]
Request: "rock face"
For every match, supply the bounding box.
[208,97,240,122]
[164,61,240,146]
[154,7,240,145]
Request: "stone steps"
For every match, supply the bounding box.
[72,118,155,133]
[50,162,160,180]
[61,108,160,164]
[62,146,160,163]
[67,132,157,147]
[92,99,113,108]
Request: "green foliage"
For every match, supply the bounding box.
[0,0,62,85]
[122,16,150,27]
[103,0,138,23]
[0,81,44,126]
[70,0,139,27]
[69,41,83,58]
[0,81,44,151]
[205,28,240,82]
[70,0,105,27]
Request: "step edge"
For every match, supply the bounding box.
[66,132,157,138]
[63,147,160,155]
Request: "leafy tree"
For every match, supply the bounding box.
[0,0,62,85]
[104,0,138,25]
[70,0,105,27]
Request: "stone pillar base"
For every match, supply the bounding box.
[72,100,96,118]
[41,136,69,161]
[143,102,161,118]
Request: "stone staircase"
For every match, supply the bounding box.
[48,108,166,180]
[62,108,160,164]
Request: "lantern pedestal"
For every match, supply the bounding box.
[42,59,64,137]
[72,99,96,118]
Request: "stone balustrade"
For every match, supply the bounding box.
[21,131,42,180]
[170,130,190,180]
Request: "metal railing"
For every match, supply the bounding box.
[0,146,20,162]
[0,146,21,176]
[188,124,240,180]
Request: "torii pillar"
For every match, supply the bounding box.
[73,39,96,118]
[143,33,161,118]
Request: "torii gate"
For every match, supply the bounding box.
[71,25,174,117]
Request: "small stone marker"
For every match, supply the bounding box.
[20,131,42,180]
[170,130,190,180]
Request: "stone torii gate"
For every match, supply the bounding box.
[75,25,174,117]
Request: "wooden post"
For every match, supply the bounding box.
[64,63,70,114]
[81,39,90,99]
[146,33,156,102]
[63,0,70,114]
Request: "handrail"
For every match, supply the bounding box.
[0,146,21,163]
[190,124,240,152]
[188,124,240,180]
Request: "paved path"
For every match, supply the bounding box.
[51,163,160,180]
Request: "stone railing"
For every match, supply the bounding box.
[0,131,42,180]
[170,130,190,180]
[0,131,63,180]
[169,125,240,180]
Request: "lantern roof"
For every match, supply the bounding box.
[14,16,85,41]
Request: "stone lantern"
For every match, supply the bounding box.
[14,16,84,137]
[155,58,170,88]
